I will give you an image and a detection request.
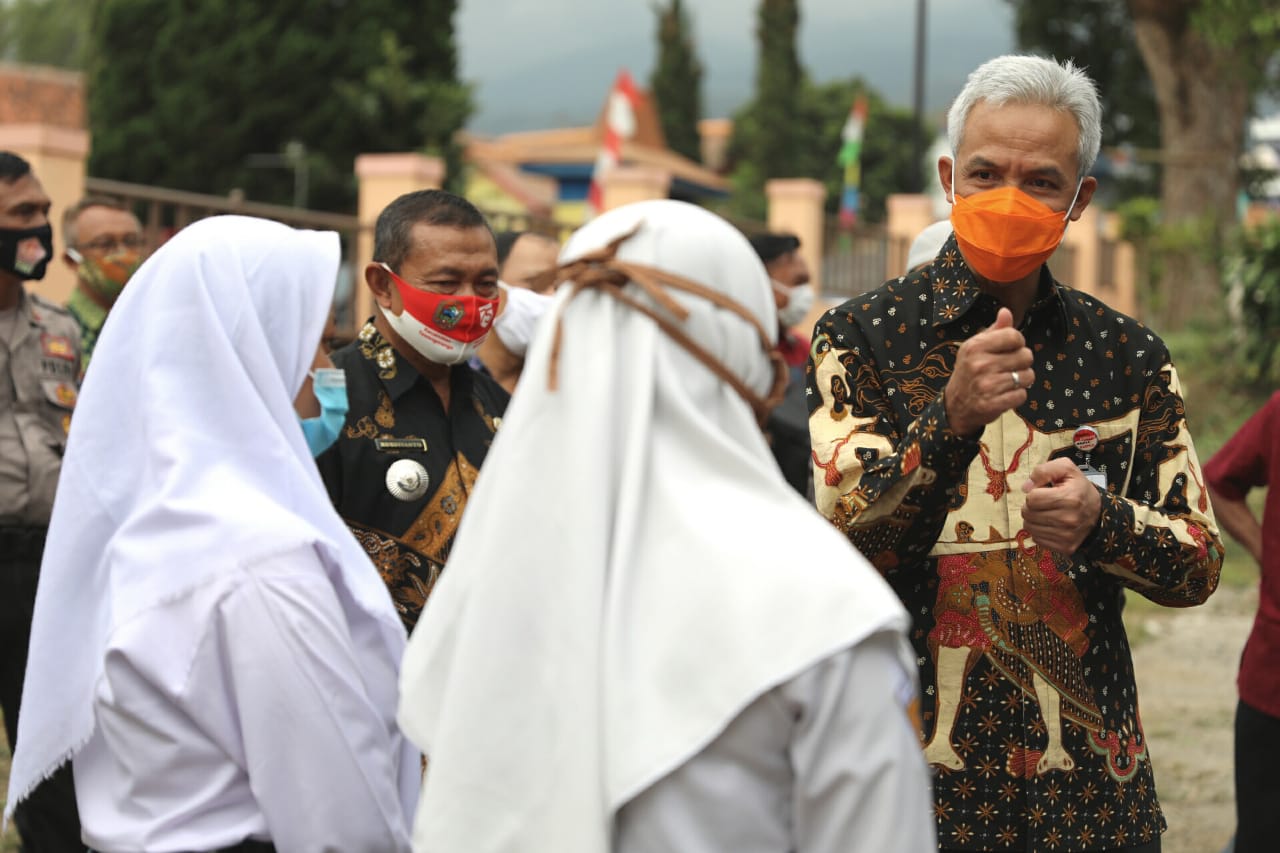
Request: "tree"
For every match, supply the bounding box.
[649,0,703,162]
[746,0,804,181]
[1003,0,1161,200]
[726,0,806,219]
[729,0,805,182]
[0,0,89,69]
[1005,0,1278,327]
[725,0,929,223]
[1127,0,1269,326]
[86,0,472,212]
[334,29,473,195]
[727,75,931,223]
[796,79,931,223]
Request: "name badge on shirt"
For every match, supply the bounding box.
[1079,464,1107,489]
[375,437,428,453]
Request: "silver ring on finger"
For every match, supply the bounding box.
[1010,370,1022,391]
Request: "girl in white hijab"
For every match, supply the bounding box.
[397,200,935,852]
[5,216,417,852]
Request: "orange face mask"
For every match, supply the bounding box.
[949,178,1082,283]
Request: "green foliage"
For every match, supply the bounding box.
[0,0,88,68]
[1115,196,1161,243]
[732,0,804,183]
[1115,196,1227,325]
[334,30,472,195]
[727,158,767,221]
[726,1,929,223]
[649,0,703,163]
[728,76,931,223]
[800,79,931,222]
[86,0,471,212]
[1224,219,1280,385]
[1192,0,1280,94]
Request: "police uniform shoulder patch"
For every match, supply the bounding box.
[30,294,81,348]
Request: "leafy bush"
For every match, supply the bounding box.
[1224,217,1280,386]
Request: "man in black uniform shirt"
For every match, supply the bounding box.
[318,190,508,631]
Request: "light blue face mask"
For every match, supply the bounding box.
[299,367,349,456]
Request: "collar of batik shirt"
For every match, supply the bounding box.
[925,233,1069,331]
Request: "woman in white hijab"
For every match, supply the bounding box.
[5,216,418,852]
[397,200,935,852]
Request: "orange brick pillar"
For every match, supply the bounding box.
[766,178,827,334]
[765,178,826,291]
[352,153,445,324]
[886,194,939,279]
[1062,205,1101,299]
[601,166,671,211]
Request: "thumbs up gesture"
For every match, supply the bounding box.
[943,308,1034,437]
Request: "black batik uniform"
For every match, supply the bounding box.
[807,235,1223,852]
[317,320,508,632]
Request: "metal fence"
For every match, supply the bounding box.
[818,220,1121,313]
[1048,242,1076,287]
[85,177,367,337]
[821,220,905,302]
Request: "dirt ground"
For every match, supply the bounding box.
[1126,583,1255,853]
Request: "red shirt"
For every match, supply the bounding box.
[1204,390,1280,717]
[777,329,808,369]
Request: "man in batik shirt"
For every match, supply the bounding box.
[808,56,1222,853]
[318,190,508,631]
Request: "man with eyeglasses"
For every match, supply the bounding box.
[62,196,146,376]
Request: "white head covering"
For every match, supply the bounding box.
[906,219,953,272]
[397,200,909,851]
[6,216,411,818]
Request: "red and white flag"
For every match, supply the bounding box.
[586,69,640,218]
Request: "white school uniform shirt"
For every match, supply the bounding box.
[616,636,933,853]
[75,548,411,853]
[6,216,417,851]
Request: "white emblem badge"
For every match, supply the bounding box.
[385,459,430,501]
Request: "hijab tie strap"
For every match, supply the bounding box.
[535,224,788,423]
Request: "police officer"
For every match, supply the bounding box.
[0,151,83,851]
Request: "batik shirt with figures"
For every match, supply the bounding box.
[807,235,1222,852]
[317,320,508,632]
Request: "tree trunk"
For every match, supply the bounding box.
[1128,0,1249,330]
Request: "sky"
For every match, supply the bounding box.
[456,0,1017,135]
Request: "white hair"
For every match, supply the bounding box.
[946,55,1103,180]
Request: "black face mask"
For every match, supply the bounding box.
[0,224,53,281]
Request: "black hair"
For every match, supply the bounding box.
[0,151,33,184]
[747,232,801,265]
[373,189,493,272]
[494,230,523,267]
